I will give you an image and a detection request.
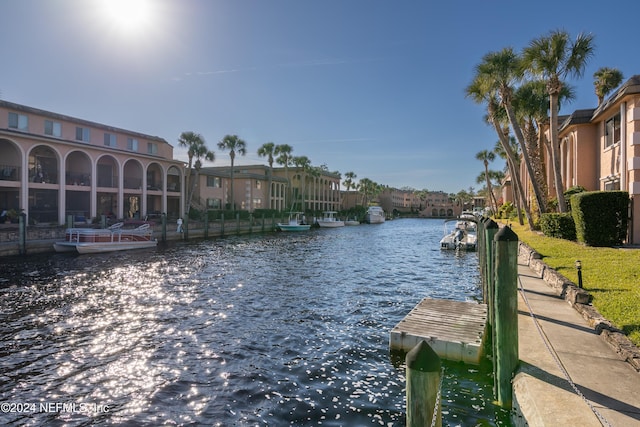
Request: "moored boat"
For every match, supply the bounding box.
[344,218,360,226]
[316,211,345,228]
[365,206,385,224]
[277,213,311,231]
[439,218,477,251]
[53,222,157,253]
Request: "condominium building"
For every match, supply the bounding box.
[197,165,288,212]
[196,165,341,213]
[517,75,640,243]
[0,100,185,225]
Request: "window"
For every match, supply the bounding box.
[207,198,222,209]
[604,180,620,191]
[147,142,158,155]
[207,176,221,187]
[44,120,61,137]
[104,133,117,147]
[8,112,28,131]
[605,114,621,148]
[255,180,262,189]
[127,138,138,151]
[75,127,90,142]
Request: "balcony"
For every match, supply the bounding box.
[0,164,20,181]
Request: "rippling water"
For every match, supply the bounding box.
[0,219,511,426]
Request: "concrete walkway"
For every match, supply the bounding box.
[513,261,640,426]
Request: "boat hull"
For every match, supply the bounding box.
[277,224,311,231]
[317,221,345,228]
[75,240,158,254]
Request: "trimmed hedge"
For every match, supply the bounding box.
[571,191,629,246]
[539,213,576,240]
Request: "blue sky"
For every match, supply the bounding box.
[1,0,637,193]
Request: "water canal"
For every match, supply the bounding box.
[0,218,511,426]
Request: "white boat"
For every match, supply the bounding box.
[440,218,477,251]
[316,211,345,228]
[365,206,385,224]
[53,222,157,253]
[277,213,311,231]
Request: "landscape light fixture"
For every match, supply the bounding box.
[575,260,583,288]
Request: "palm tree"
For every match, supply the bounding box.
[494,138,523,223]
[257,142,276,209]
[275,144,293,210]
[522,29,595,212]
[593,67,624,106]
[475,149,500,213]
[475,48,547,215]
[291,156,311,211]
[343,171,357,191]
[177,131,215,215]
[217,134,247,210]
[358,178,381,207]
[466,73,534,228]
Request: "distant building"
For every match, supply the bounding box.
[196,165,340,212]
[196,165,287,212]
[420,191,461,218]
[0,100,184,224]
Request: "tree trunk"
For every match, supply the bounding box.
[549,92,567,212]
[492,120,535,229]
[505,103,547,214]
[505,154,524,226]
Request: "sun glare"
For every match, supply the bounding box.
[100,0,153,35]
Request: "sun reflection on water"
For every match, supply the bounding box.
[0,220,511,426]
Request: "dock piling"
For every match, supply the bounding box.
[406,340,442,427]
[493,225,519,407]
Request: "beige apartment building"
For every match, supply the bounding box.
[0,100,184,225]
[517,75,640,243]
[196,165,341,213]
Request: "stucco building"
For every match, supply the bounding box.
[0,100,184,225]
[517,75,640,243]
[196,165,340,213]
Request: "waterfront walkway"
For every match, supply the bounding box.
[514,261,640,427]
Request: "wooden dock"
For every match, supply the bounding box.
[390,298,488,365]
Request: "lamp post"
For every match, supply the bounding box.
[575,260,583,288]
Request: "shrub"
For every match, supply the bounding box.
[497,202,514,219]
[571,191,628,246]
[539,213,576,240]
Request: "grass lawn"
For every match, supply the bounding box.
[503,222,640,347]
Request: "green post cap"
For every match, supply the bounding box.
[406,340,441,372]
[494,225,518,241]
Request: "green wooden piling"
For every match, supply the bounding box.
[204,214,209,239]
[101,214,107,229]
[183,217,188,240]
[161,213,167,242]
[236,212,241,235]
[220,213,225,237]
[484,219,499,312]
[19,213,27,255]
[493,225,519,408]
[66,214,73,229]
[406,340,442,427]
